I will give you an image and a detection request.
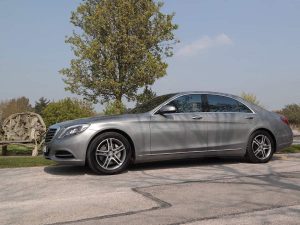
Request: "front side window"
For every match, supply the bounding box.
[129,94,176,114]
[207,95,252,113]
[167,94,203,113]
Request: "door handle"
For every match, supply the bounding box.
[245,116,254,120]
[192,116,203,120]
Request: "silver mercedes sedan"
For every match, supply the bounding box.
[44,92,293,174]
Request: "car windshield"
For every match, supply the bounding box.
[128,94,176,114]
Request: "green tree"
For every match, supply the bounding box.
[42,98,95,127]
[279,104,300,125]
[60,0,178,112]
[34,97,50,116]
[240,92,262,107]
[136,86,156,106]
[0,97,33,122]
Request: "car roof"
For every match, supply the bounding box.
[148,91,259,114]
[173,91,240,99]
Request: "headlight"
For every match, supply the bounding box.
[58,124,90,139]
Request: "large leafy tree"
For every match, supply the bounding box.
[60,0,178,111]
[0,97,33,122]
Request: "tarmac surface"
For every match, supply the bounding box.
[1,153,300,225]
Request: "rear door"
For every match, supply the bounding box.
[150,94,207,154]
[204,94,255,151]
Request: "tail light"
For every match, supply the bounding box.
[280,115,289,126]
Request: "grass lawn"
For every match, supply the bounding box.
[0,145,56,168]
[0,145,33,156]
[279,145,300,154]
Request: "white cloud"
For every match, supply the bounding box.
[176,33,233,57]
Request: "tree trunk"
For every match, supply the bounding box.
[115,94,123,114]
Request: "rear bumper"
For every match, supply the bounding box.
[276,140,293,152]
[276,127,293,151]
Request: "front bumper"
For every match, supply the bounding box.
[43,129,97,166]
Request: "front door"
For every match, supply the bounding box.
[150,94,207,154]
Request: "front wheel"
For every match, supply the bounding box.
[245,130,275,163]
[87,132,132,175]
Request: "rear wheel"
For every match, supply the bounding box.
[87,132,132,175]
[245,130,274,163]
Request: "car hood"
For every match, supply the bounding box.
[50,113,145,128]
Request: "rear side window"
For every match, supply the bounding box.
[207,95,252,113]
[168,94,203,113]
[237,101,253,113]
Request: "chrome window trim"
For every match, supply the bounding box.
[151,93,203,115]
[205,93,255,114]
[151,92,256,116]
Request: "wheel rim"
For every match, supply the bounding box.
[95,138,126,170]
[252,134,272,160]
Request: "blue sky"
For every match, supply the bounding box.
[0,0,299,111]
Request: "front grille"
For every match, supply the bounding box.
[45,128,57,143]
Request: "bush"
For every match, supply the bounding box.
[279,104,300,125]
[240,92,262,107]
[104,100,126,115]
[42,98,95,127]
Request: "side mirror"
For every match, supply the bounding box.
[158,105,177,114]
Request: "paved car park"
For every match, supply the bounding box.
[1,153,300,225]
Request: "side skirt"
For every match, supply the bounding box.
[134,148,244,163]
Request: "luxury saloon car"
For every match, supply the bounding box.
[44,92,293,174]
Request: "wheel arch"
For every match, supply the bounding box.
[249,128,277,151]
[86,129,136,163]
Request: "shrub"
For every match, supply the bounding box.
[279,104,300,125]
[42,98,95,127]
[104,100,126,115]
[240,92,262,107]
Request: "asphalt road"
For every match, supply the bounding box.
[1,154,300,225]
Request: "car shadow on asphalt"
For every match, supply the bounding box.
[43,164,92,176]
[43,156,247,176]
[129,156,244,171]
[44,154,288,176]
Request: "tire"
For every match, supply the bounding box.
[87,132,132,175]
[245,130,275,163]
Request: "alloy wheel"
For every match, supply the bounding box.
[252,134,272,160]
[95,138,126,170]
